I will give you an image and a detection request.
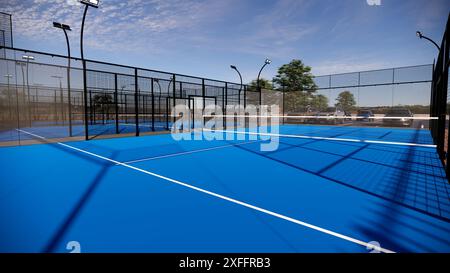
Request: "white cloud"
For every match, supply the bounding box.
[2,0,228,54]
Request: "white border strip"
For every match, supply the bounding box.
[203,115,438,120]
[119,123,167,128]
[203,129,437,148]
[16,129,395,253]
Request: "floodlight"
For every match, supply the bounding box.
[80,0,99,8]
[415,31,440,50]
[61,24,71,31]
[22,55,35,61]
[53,22,72,31]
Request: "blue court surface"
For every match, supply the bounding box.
[1,124,449,253]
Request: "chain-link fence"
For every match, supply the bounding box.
[276,64,433,129]
[0,47,249,144]
[0,45,436,147]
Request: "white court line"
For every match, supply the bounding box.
[119,123,167,128]
[16,128,395,253]
[203,115,439,120]
[203,129,437,148]
[122,140,260,164]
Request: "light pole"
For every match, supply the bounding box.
[53,22,73,136]
[4,74,13,119]
[167,77,174,94]
[257,58,271,119]
[4,74,12,116]
[14,62,25,130]
[230,65,243,106]
[52,75,64,124]
[22,55,34,126]
[257,59,271,105]
[416,31,440,51]
[154,79,162,94]
[79,0,100,140]
[16,61,26,99]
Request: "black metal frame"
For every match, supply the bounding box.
[0,46,244,87]
[0,46,250,140]
[430,13,450,176]
[189,95,217,129]
[165,96,195,131]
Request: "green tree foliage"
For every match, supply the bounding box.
[273,59,317,92]
[248,78,273,91]
[335,91,356,112]
[93,94,114,123]
[310,94,329,111]
[272,59,319,113]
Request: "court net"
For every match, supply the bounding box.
[197,114,437,148]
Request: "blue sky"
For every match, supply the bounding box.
[2,0,449,83]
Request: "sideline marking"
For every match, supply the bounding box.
[17,129,395,253]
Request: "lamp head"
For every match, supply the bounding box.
[79,0,99,8]
[22,55,35,61]
[416,31,423,39]
[61,24,72,31]
[230,65,237,70]
[54,22,71,31]
[265,59,272,65]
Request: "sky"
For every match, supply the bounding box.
[2,0,449,84]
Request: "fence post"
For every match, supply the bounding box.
[173,74,176,127]
[134,68,139,136]
[225,82,228,129]
[114,74,119,134]
[202,78,206,126]
[151,78,155,131]
[243,85,247,109]
[443,25,450,174]
[83,59,89,140]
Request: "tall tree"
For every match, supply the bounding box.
[335,91,356,112]
[272,59,317,92]
[273,59,317,112]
